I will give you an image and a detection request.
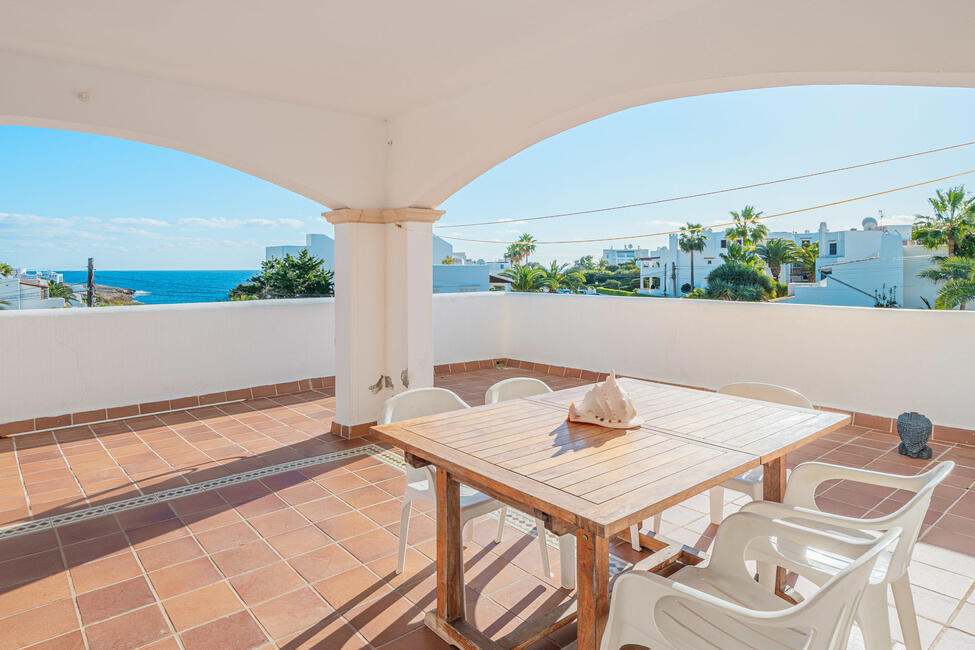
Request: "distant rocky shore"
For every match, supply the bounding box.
[69,283,141,305]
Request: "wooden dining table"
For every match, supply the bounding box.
[370,377,850,650]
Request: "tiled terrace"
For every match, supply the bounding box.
[1,367,974,649]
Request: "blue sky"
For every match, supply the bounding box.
[2,85,974,270]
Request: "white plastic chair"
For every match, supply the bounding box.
[484,377,573,586]
[601,511,901,650]
[627,382,812,547]
[380,387,508,575]
[741,460,954,650]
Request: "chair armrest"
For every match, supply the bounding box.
[739,499,895,530]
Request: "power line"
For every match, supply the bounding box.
[433,168,975,246]
[434,139,975,229]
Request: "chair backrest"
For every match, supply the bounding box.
[484,377,553,404]
[378,387,469,425]
[718,382,814,409]
[379,388,469,485]
[783,460,953,584]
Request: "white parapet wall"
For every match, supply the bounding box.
[502,293,974,430]
[0,299,336,424]
[2,292,972,429]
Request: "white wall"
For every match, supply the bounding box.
[2,293,972,429]
[0,299,335,424]
[502,293,975,429]
[432,292,505,364]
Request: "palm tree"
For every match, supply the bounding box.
[46,281,77,303]
[678,223,708,292]
[504,243,523,265]
[755,238,798,283]
[515,233,537,265]
[499,263,545,292]
[918,256,975,309]
[792,242,820,281]
[539,260,586,292]
[441,256,455,265]
[0,261,12,277]
[913,186,975,257]
[719,242,761,267]
[725,205,769,250]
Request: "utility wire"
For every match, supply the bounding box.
[434,139,975,229]
[433,168,975,246]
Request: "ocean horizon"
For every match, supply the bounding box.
[60,269,258,304]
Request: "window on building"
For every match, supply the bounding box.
[828,241,837,255]
[801,239,810,248]
[720,239,727,248]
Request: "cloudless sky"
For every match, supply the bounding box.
[2,85,975,270]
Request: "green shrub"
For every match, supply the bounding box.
[704,262,772,301]
[602,279,621,290]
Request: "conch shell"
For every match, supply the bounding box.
[567,370,643,429]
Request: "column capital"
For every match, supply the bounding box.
[323,207,444,225]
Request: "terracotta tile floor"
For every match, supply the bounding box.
[0,367,973,649]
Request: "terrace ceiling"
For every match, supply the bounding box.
[1,0,974,208]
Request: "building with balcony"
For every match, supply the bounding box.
[602,244,648,266]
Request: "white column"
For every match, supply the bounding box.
[325,207,443,436]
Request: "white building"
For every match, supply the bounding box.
[602,244,648,266]
[636,217,939,308]
[792,218,939,309]
[0,276,66,310]
[16,269,64,284]
[266,233,336,270]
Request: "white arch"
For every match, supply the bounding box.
[0,50,387,210]
[2,0,975,211]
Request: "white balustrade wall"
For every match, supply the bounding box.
[1,293,972,428]
[0,299,336,424]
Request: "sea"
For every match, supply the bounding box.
[60,270,258,305]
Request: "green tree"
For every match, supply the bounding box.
[792,242,820,281]
[441,256,455,264]
[538,260,585,292]
[573,255,596,270]
[230,249,334,299]
[755,238,798,283]
[918,256,975,309]
[725,205,769,250]
[678,223,708,292]
[597,258,609,270]
[46,281,77,303]
[719,242,761,267]
[913,186,975,257]
[504,243,523,265]
[704,261,773,301]
[0,261,12,277]
[499,263,545,292]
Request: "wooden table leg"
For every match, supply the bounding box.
[575,529,609,650]
[436,467,464,622]
[762,456,790,598]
